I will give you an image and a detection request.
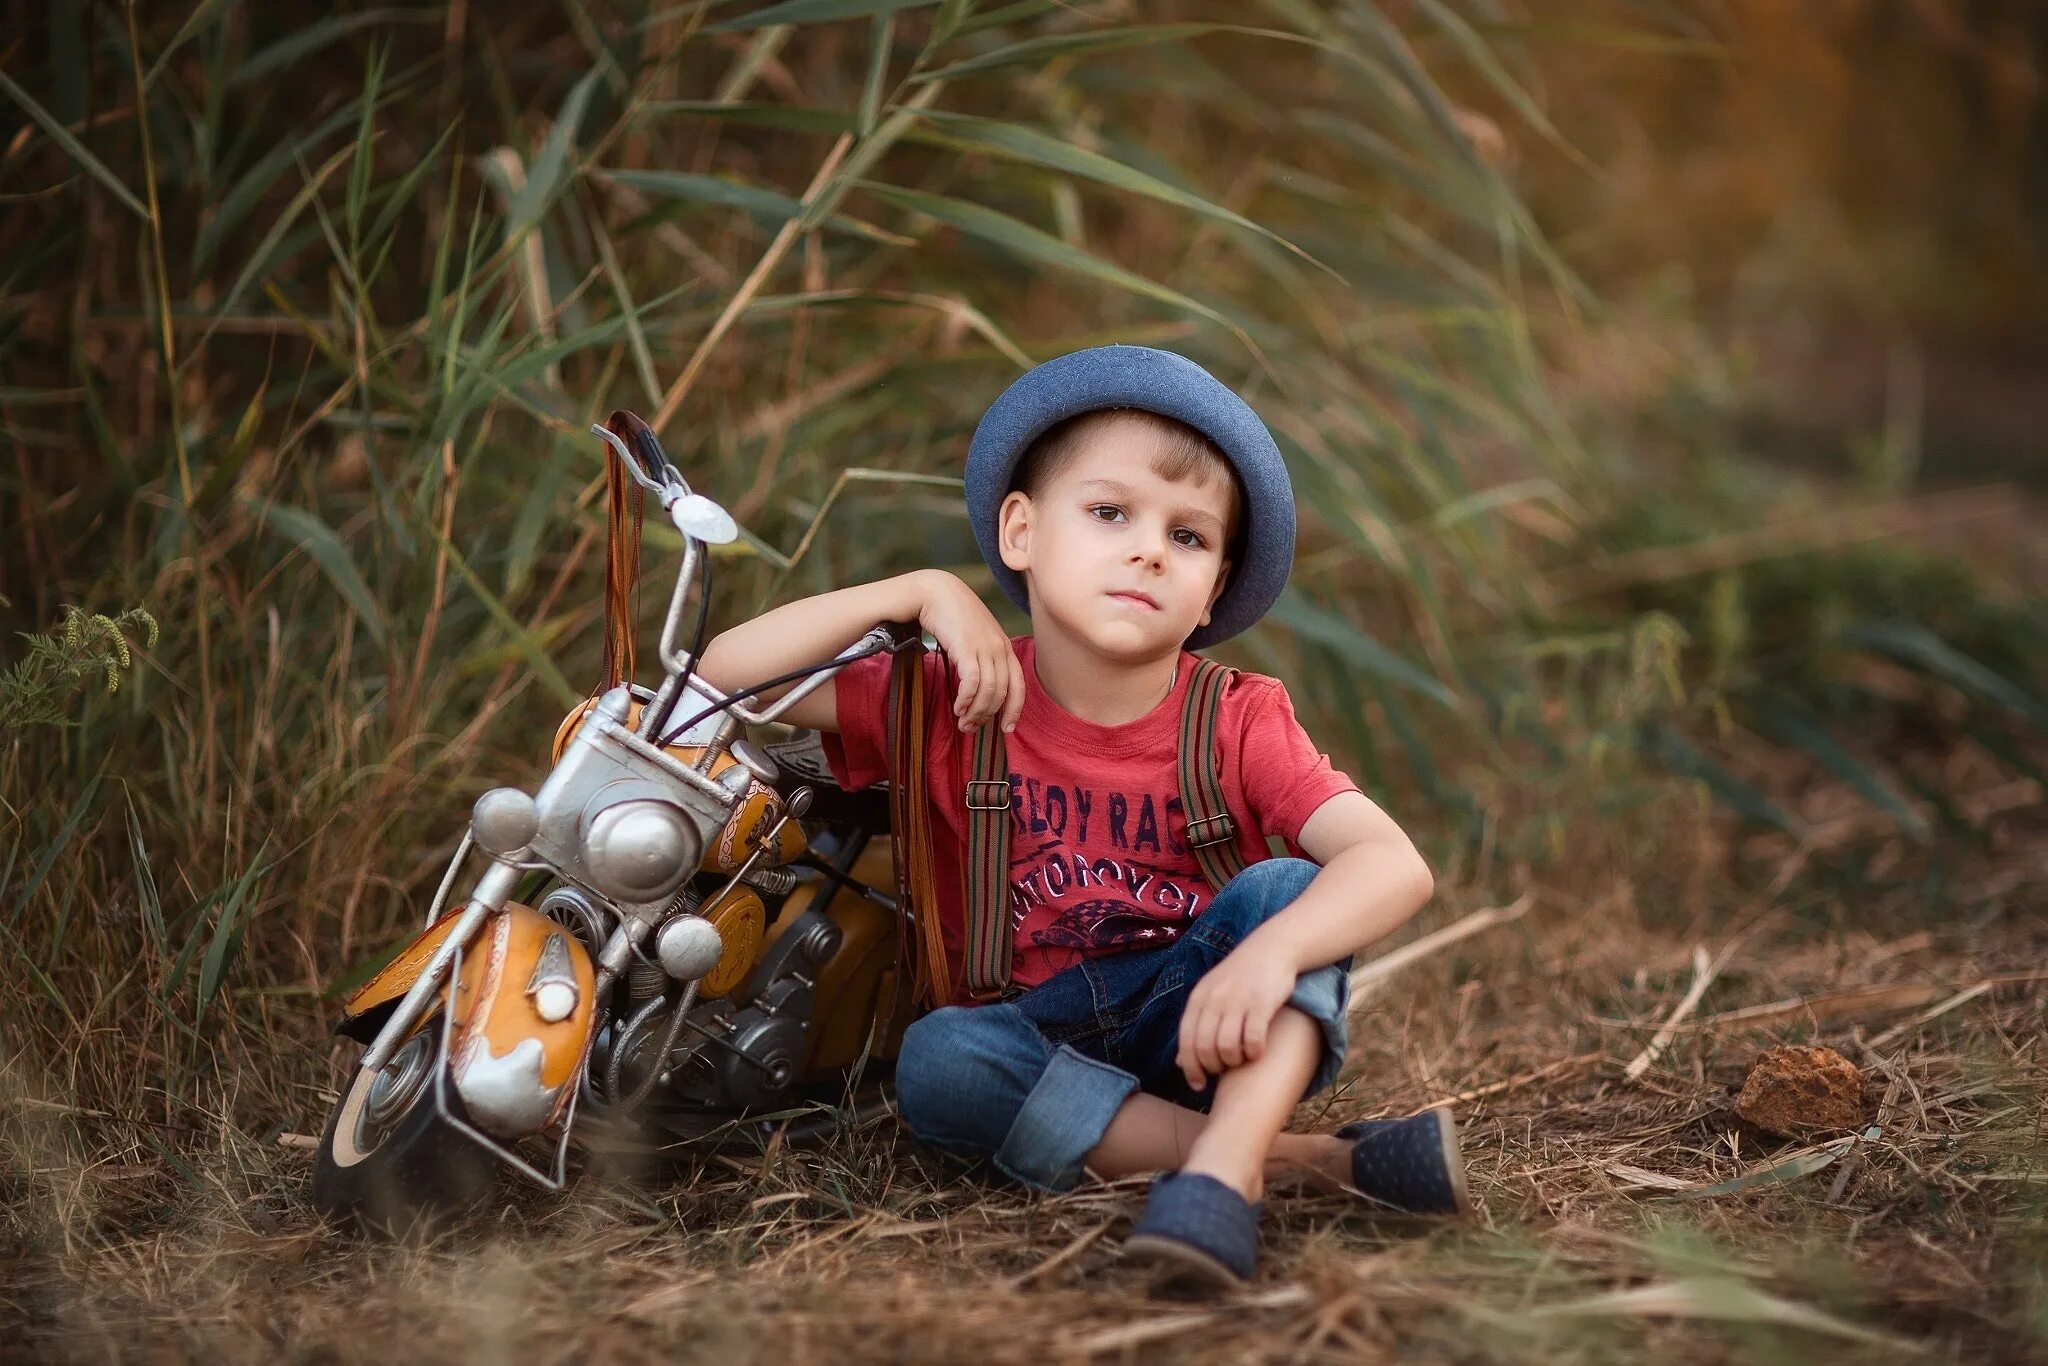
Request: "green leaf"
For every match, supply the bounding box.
[1846,621,2048,729]
[859,13,896,136]
[864,183,1244,338]
[191,382,267,515]
[200,143,354,349]
[245,499,389,647]
[1267,587,1458,707]
[1408,0,1595,173]
[1746,697,1928,840]
[144,0,236,90]
[12,772,104,919]
[506,70,601,244]
[639,101,858,134]
[908,110,1335,277]
[198,847,269,1012]
[232,9,442,86]
[913,24,1227,81]
[345,44,388,254]
[1527,1274,1910,1348]
[607,169,909,243]
[1640,724,1799,835]
[0,67,148,219]
[426,524,581,709]
[715,0,937,32]
[194,102,362,275]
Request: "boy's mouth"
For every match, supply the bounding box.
[1108,590,1161,611]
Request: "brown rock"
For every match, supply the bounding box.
[1734,1045,1865,1137]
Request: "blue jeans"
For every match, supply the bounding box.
[893,857,1351,1192]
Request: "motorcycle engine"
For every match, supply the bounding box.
[666,905,843,1111]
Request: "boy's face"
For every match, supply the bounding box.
[996,414,1236,662]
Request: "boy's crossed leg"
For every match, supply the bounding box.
[1082,1005,1346,1200]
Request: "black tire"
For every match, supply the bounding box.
[310,1024,495,1235]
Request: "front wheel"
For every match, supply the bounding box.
[310,1023,494,1233]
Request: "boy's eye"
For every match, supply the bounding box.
[1089,505,1207,549]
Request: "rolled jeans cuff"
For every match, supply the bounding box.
[1285,960,1351,1099]
[993,1044,1139,1192]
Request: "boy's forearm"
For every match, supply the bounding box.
[697,569,932,701]
[1238,841,1434,976]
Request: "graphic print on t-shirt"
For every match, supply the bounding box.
[1000,775,1210,974]
[818,632,1363,996]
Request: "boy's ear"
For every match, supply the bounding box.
[996,490,1033,572]
[1197,557,1232,628]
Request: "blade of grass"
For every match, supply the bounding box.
[859,13,896,135]
[425,523,581,708]
[1846,621,2048,729]
[232,9,442,87]
[605,169,911,243]
[0,67,149,219]
[714,0,937,32]
[1267,586,1457,707]
[11,772,105,921]
[1641,723,1800,835]
[245,499,390,648]
[1747,697,1929,840]
[864,183,1254,350]
[906,110,1336,278]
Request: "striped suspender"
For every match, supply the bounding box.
[956,656,1248,1002]
[961,723,1014,1001]
[1179,658,1248,889]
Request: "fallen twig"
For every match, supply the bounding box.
[1624,944,1720,1081]
[1865,980,1996,1051]
[1071,1286,1311,1355]
[1348,893,1533,999]
[1003,1220,1111,1290]
[1686,972,2048,1035]
[1416,1052,1602,1111]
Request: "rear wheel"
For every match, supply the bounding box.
[310,1023,494,1234]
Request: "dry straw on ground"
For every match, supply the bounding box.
[7,754,2042,1363]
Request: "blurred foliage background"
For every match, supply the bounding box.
[0,7,2043,1345]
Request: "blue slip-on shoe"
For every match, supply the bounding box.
[1122,1170,1261,1289]
[1334,1104,1472,1216]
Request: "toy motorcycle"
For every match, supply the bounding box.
[310,411,924,1228]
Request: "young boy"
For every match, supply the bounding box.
[698,345,1464,1287]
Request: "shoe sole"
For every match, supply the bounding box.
[1121,1233,1247,1292]
[1329,1104,1475,1217]
[1427,1103,1475,1218]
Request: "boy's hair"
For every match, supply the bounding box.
[1008,408,1247,570]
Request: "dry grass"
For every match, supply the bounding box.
[6,735,2042,1364]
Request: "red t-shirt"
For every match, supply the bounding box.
[819,634,1360,1001]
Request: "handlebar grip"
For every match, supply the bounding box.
[605,409,670,483]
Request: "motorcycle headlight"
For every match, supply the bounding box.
[581,797,699,905]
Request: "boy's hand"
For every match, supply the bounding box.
[913,569,1025,734]
[1176,938,1299,1091]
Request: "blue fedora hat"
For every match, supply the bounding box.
[964,345,1294,650]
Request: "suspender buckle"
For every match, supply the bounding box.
[964,981,1020,1003]
[1185,813,1235,848]
[965,779,1012,811]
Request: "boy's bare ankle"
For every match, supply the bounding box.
[1179,1150,1263,1202]
[1263,1135,1352,1193]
